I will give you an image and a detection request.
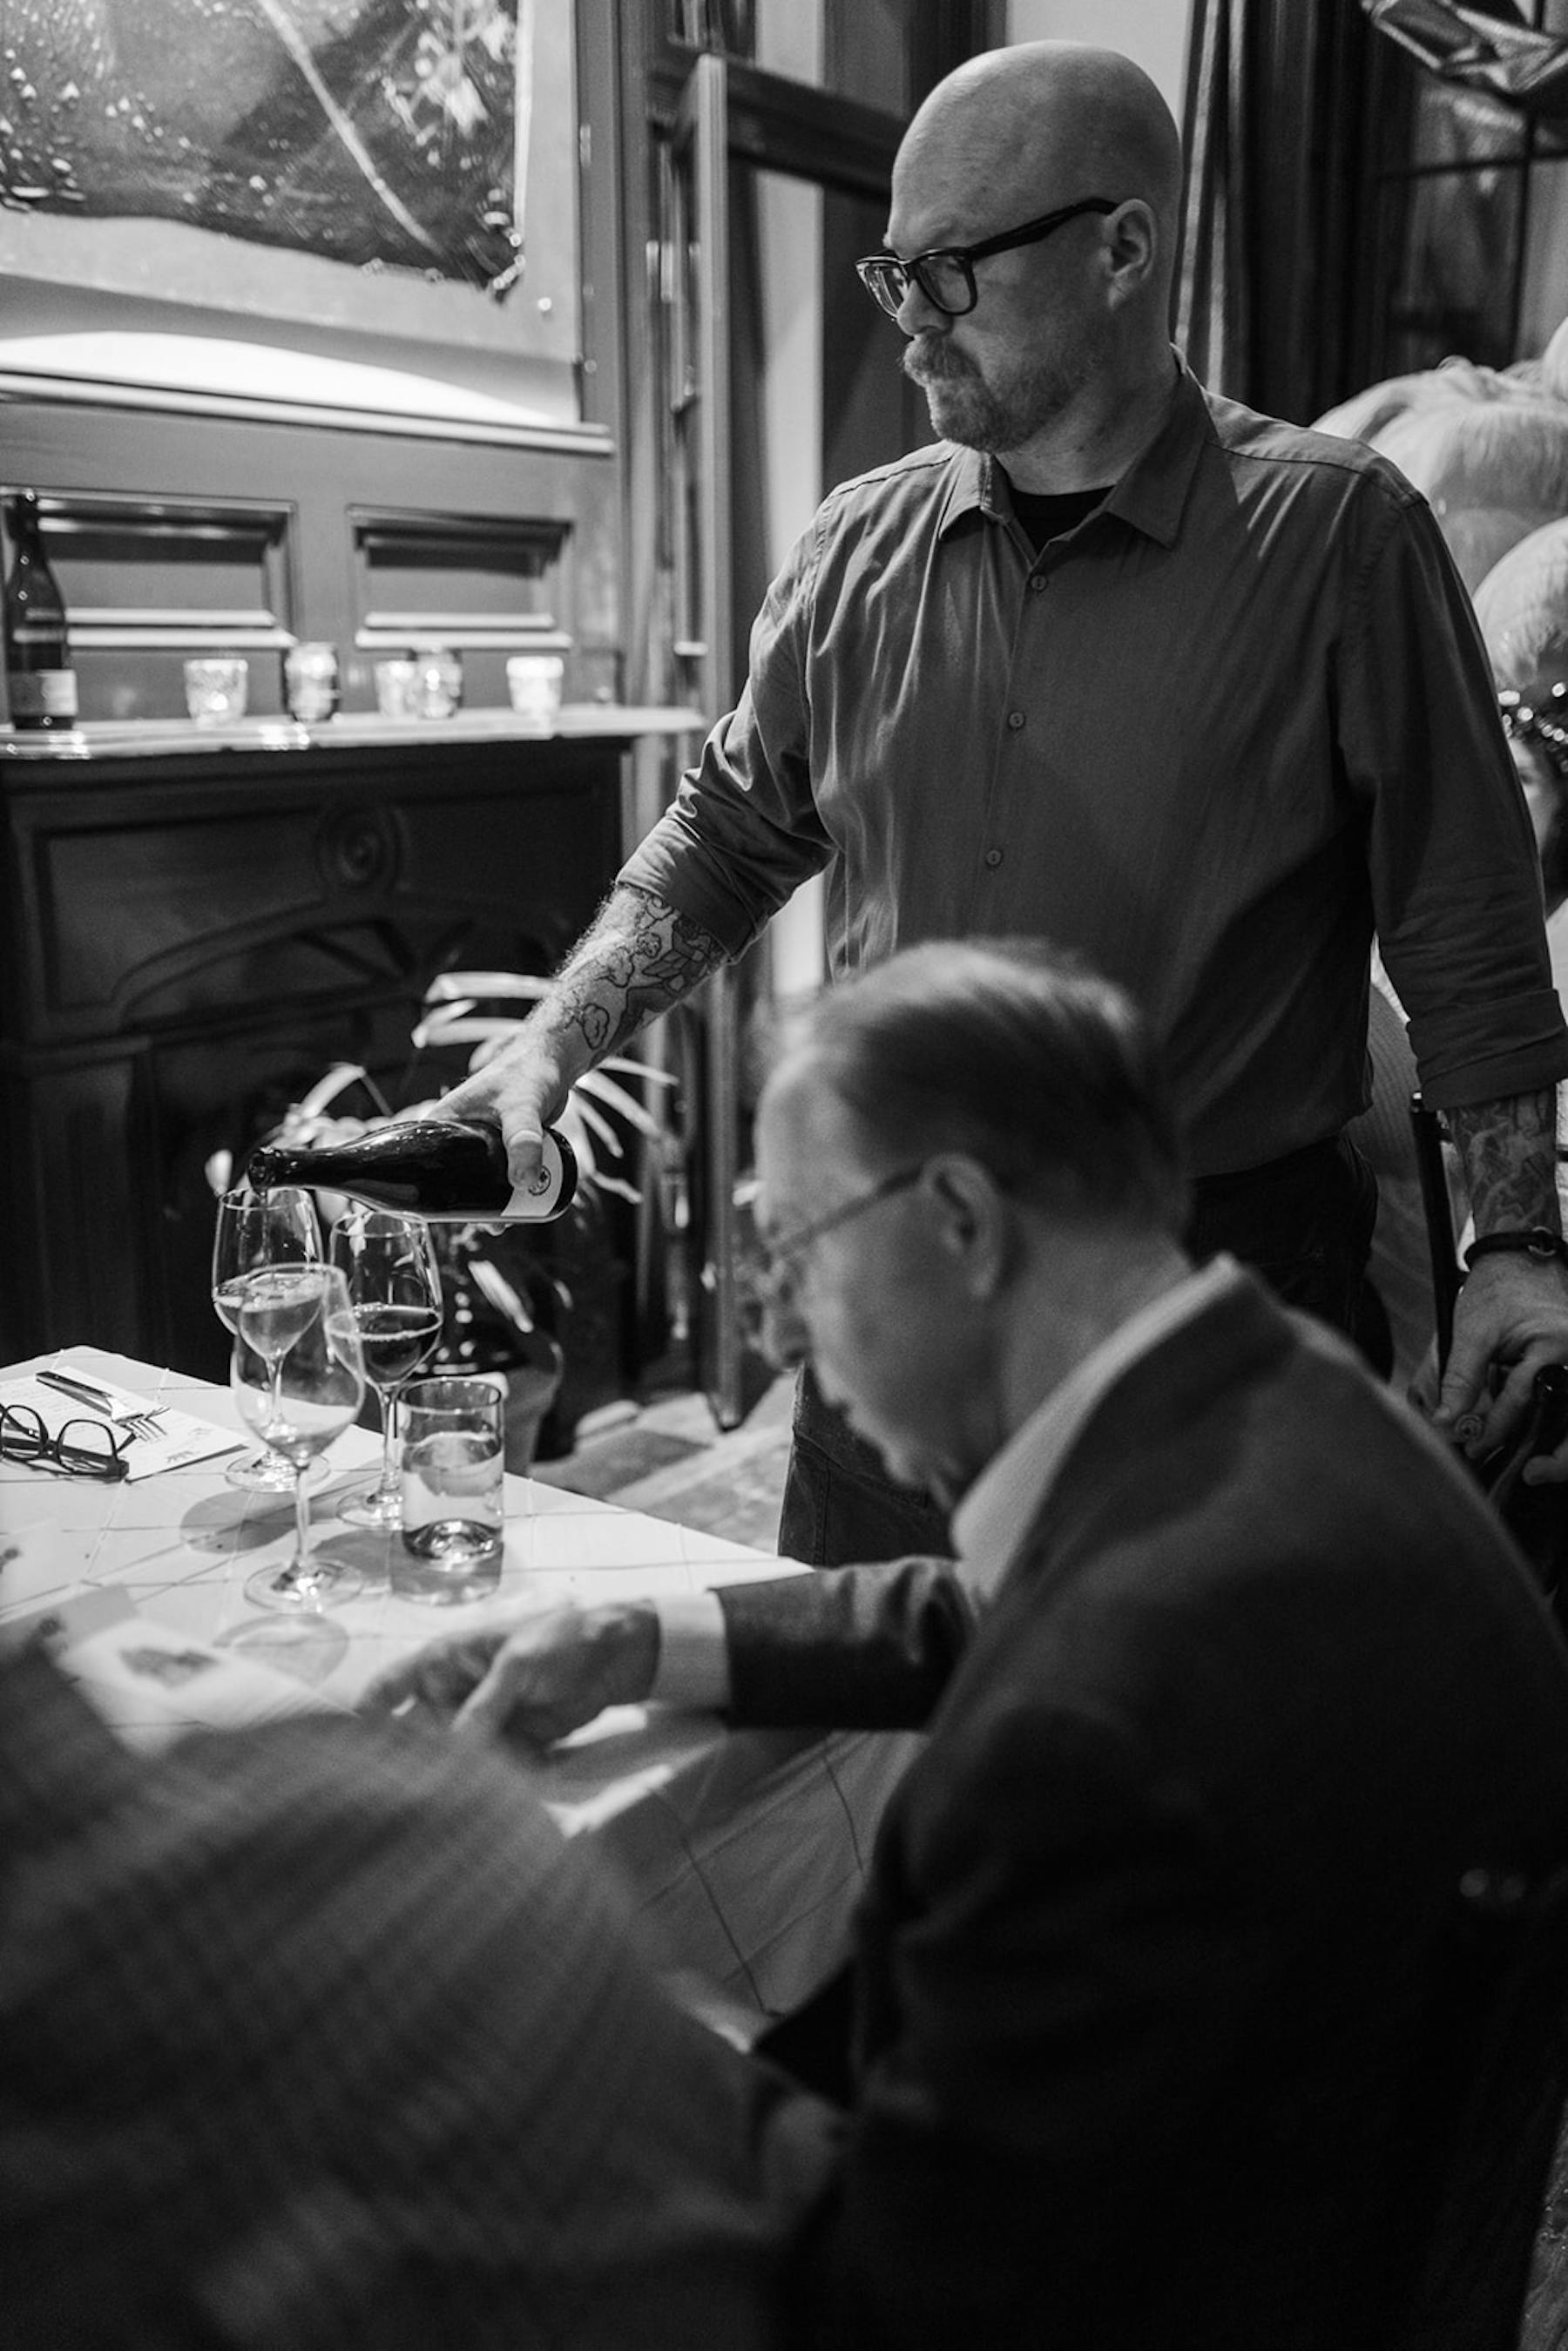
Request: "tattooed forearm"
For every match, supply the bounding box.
[1448,1090,1560,1234]
[535,886,729,1068]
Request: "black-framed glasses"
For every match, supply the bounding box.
[855,197,1119,319]
[0,1403,130,1481]
[743,1164,926,1324]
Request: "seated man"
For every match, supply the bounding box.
[372,938,1568,2348]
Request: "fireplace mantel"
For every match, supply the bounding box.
[0,705,702,763]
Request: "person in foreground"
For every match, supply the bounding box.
[0,1640,828,2351]
[372,940,1568,2349]
[439,39,1568,1567]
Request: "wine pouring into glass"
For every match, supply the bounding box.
[231,1263,367,1615]
[211,1186,325,1490]
[329,1206,443,1530]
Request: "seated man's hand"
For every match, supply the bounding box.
[360,1601,661,1748]
[1423,1249,1568,1482]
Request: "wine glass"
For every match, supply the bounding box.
[329,1206,444,1529]
[233,1263,367,1612]
[212,1186,324,1490]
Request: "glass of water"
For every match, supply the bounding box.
[396,1375,505,1604]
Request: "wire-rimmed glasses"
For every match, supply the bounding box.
[740,1164,926,1347]
[855,196,1118,318]
[0,1404,129,1481]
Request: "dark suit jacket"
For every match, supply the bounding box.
[718,1273,1568,2348]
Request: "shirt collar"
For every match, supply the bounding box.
[935,350,1212,552]
[951,1254,1247,1603]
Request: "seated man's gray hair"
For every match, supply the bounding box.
[795,938,1188,1235]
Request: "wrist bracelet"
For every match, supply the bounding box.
[1463,1226,1568,1270]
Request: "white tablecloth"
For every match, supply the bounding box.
[0,1345,921,2031]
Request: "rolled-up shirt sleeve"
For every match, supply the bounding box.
[619,525,835,954]
[1346,486,1568,1110]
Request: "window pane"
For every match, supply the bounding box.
[1520,159,1568,356]
[1383,167,1524,370]
[671,0,916,114]
[1411,74,1528,169]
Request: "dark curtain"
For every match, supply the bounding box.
[1177,0,1393,421]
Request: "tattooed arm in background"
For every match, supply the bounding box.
[1428,1088,1568,1478]
[435,884,729,1190]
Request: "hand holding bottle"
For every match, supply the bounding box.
[435,1039,574,1202]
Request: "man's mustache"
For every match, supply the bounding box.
[903,335,974,386]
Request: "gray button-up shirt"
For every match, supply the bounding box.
[622,360,1566,1176]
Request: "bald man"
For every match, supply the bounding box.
[444,41,1568,1568]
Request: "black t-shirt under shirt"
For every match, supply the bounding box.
[1005,481,1110,552]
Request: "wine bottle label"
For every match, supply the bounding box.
[501,1129,573,1221]
[8,667,78,720]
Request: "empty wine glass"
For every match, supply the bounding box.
[330,1206,444,1529]
[233,1263,367,1613]
[212,1185,323,1490]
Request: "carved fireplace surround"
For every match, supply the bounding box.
[0,711,691,1388]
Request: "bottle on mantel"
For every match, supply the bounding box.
[247,1118,577,1223]
[3,491,78,731]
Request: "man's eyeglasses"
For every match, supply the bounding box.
[855,197,1119,320]
[743,1164,926,1323]
[0,1404,130,1481]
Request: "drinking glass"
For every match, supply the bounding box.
[184,656,248,725]
[233,1263,366,1612]
[395,1375,505,1604]
[212,1186,324,1490]
[330,1205,443,1529]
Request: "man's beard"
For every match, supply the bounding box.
[903,334,1085,452]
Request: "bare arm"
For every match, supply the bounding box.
[437,884,728,1187]
[1431,1088,1568,1474]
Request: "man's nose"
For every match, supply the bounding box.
[896,274,948,334]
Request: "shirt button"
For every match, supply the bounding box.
[984,848,1004,868]
[1029,573,1048,593]
[1006,710,1025,731]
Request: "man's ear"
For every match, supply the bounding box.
[925,1154,1012,1296]
[1101,199,1157,300]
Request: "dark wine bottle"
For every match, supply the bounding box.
[247,1118,576,1223]
[3,491,78,731]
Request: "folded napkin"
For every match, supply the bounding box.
[1,1367,243,1482]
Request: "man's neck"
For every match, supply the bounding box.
[999,347,1179,496]
[1000,1235,1193,1431]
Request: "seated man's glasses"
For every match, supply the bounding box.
[0,1404,130,1481]
[856,197,1118,319]
[743,1165,926,1327]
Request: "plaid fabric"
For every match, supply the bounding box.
[0,1650,822,2350]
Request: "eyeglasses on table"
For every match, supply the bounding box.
[0,1403,131,1481]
